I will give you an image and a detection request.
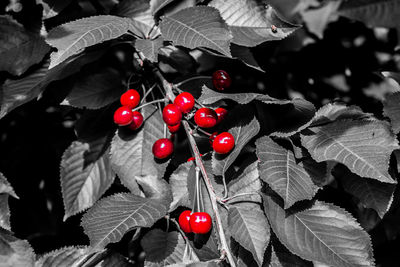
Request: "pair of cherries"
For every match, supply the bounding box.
[113,89,144,130]
[178,210,212,234]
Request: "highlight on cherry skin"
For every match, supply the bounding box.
[178,210,192,233]
[212,70,231,91]
[189,212,212,234]
[212,132,235,154]
[163,104,183,126]
[174,92,195,113]
[113,106,134,126]
[152,138,174,159]
[120,89,140,109]
[194,108,218,128]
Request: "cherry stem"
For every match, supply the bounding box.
[175,76,211,87]
[126,73,135,91]
[169,218,200,262]
[139,51,237,267]
[141,83,157,104]
[196,168,200,213]
[187,121,212,137]
[132,99,166,112]
[222,192,260,204]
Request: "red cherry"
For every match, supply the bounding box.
[187,154,203,162]
[168,123,180,133]
[189,212,212,234]
[114,106,134,126]
[178,210,192,233]
[174,92,195,113]
[120,89,140,108]
[212,70,231,91]
[163,104,182,126]
[213,132,235,154]
[209,132,218,145]
[215,107,228,124]
[194,108,218,128]
[152,138,174,159]
[128,111,144,130]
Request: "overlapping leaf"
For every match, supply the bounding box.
[0,15,50,76]
[198,85,290,105]
[110,105,169,192]
[159,6,232,56]
[60,136,115,220]
[228,203,270,266]
[141,229,198,266]
[209,0,299,47]
[46,15,130,68]
[62,68,125,109]
[338,169,395,218]
[135,37,164,62]
[0,172,18,230]
[169,162,191,211]
[81,193,168,249]
[383,92,400,134]
[256,137,319,208]
[213,117,260,176]
[269,240,313,267]
[35,246,90,267]
[301,119,399,184]
[0,49,104,119]
[263,194,375,267]
[0,228,35,267]
[228,161,261,203]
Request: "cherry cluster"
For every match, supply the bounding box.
[113,89,143,130]
[178,210,212,234]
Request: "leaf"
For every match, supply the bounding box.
[209,0,299,47]
[263,194,375,267]
[141,229,197,266]
[198,85,290,105]
[339,0,400,38]
[0,172,18,231]
[159,6,232,57]
[135,37,164,62]
[96,252,134,266]
[0,228,35,267]
[301,119,399,184]
[383,92,400,134]
[60,136,115,220]
[228,161,262,203]
[158,46,197,74]
[269,239,313,267]
[169,162,192,211]
[150,0,176,14]
[110,105,169,193]
[231,44,263,72]
[46,15,130,68]
[213,117,260,176]
[337,167,395,218]
[228,203,270,266]
[35,246,90,267]
[62,67,125,109]
[0,15,50,76]
[135,175,172,204]
[81,193,168,250]
[256,137,319,209]
[0,49,105,119]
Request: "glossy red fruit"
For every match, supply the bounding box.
[194,108,218,128]
[114,106,134,126]
[215,107,228,124]
[213,132,235,154]
[189,212,212,234]
[128,111,144,130]
[152,138,174,159]
[120,89,140,108]
[178,210,192,233]
[209,132,218,145]
[212,70,231,91]
[168,123,180,133]
[163,104,182,126]
[174,92,195,113]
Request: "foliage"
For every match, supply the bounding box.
[1,0,400,266]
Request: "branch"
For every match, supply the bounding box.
[136,51,236,266]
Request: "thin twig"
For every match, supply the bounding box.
[175,76,211,87]
[132,99,166,112]
[141,84,157,104]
